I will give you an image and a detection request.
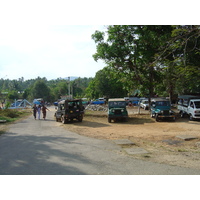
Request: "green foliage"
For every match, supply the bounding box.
[31,80,51,100]
[91,30,105,44]
[85,79,98,99]
[7,91,19,100]
[0,109,19,118]
[0,109,30,122]
[0,77,93,103]
[5,102,11,109]
[92,25,200,99]
[52,81,68,99]
[85,67,128,99]
[92,25,173,98]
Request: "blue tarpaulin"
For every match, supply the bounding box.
[33,100,41,105]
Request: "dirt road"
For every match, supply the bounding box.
[61,107,200,170]
[1,107,200,174]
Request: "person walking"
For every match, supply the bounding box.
[42,105,49,120]
[37,105,41,120]
[32,104,37,120]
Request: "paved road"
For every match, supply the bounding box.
[0,108,200,175]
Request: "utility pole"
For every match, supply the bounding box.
[71,82,73,99]
[68,77,70,97]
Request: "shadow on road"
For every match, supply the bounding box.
[0,132,94,175]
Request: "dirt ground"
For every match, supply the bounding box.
[60,107,200,170]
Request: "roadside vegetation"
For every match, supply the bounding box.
[0,109,31,123]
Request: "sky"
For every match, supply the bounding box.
[0,0,197,81]
[0,0,110,81]
[0,24,106,80]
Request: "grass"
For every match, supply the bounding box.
[178,149,188,152]
[0,109,31,123]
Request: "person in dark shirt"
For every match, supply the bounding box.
[42,105,49,120]
[32,104,37,120]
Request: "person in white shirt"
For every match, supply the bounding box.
[37,105,41,120]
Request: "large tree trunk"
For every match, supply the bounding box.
[148,66,154,110]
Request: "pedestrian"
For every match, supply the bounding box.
[37,105,41,120]
[42,105,49,120]
[32,104,37,120]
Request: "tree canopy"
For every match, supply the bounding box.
[92,25,200,100]
[85,67,128,99]
[0,77,93,103]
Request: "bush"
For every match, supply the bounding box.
[1,109,20,118]
[5,102,11,109]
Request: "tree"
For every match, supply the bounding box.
[92,25,173,100]
[85,67,128,99]
[172,26,200,94]
[31,80,51,101]
[53,81,68,99]
[85,79,98,99]
[7,91,19,100]
[156,25,200,96]
[71,77,92,98]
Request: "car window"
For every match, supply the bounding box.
[156,101,170,106]
[190,101,194,108]
[194,101,200,108]
[109,101,126,107]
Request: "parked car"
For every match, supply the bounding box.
[177,95,200,120]
[150,98,176,121]
[140,99,149,110]
[108,98,128,123]
[55,99,84,124]
[124,97,140,105]
[91,100,105,105]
